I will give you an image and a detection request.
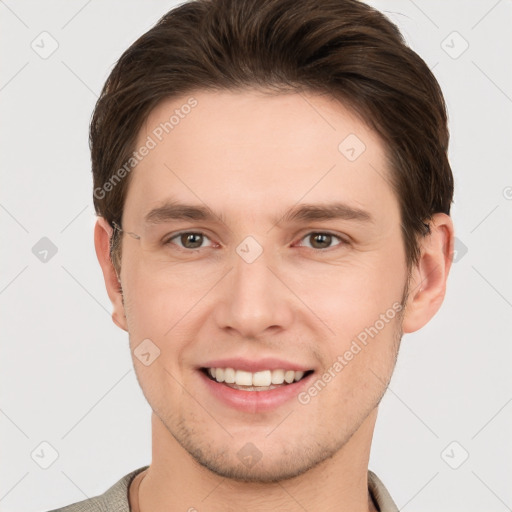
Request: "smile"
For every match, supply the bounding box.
[203,367,312,391]
[198,366,316,413]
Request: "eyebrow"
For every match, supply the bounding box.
[144,202,223,224]
[143,201,373,226]
[277,203,373,224]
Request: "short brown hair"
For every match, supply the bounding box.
[90,0,453,272]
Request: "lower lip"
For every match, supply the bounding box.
[198,370,314,413]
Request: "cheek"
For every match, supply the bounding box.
[292,256,405,331]
[289,250,406,382]
[121,261,218,371]
[121,260,180,342]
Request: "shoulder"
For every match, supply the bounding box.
[368,470,399,512]
[44,466,149,512]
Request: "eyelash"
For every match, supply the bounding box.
[164,231,348,251]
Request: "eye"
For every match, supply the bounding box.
[167,232,214,250]
[297,232,346,250]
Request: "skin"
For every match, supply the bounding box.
[94,89,453,512]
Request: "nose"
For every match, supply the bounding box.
[212,245,295,339]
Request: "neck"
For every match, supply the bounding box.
[135,410,379,512]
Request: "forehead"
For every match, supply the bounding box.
[124,88,396,224]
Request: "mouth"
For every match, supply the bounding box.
[196,357,317,412]
[200,367,315,392]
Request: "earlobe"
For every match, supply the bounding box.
[94,217,128,332]
[402,213,454,334]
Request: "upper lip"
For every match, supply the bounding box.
[200,357,314,373]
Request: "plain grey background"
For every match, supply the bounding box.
[1,1,511,511]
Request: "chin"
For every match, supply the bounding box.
[189,450,329,484]
[172,421,345,484]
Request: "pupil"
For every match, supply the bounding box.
[312,233,331,248]
[182,233,203,248]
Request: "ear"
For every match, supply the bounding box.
[94,217,128,332]
[402,213,454,333]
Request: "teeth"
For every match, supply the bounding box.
[206,367,309,387]
[253,371,271,387]
[271,369,284,384]
[224,367,236,383]
[235,370,253,386]
[284,370,295,384]
[293,371,304,382]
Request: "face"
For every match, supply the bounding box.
[116,89,410,482]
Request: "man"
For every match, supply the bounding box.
[51,0,454,510]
